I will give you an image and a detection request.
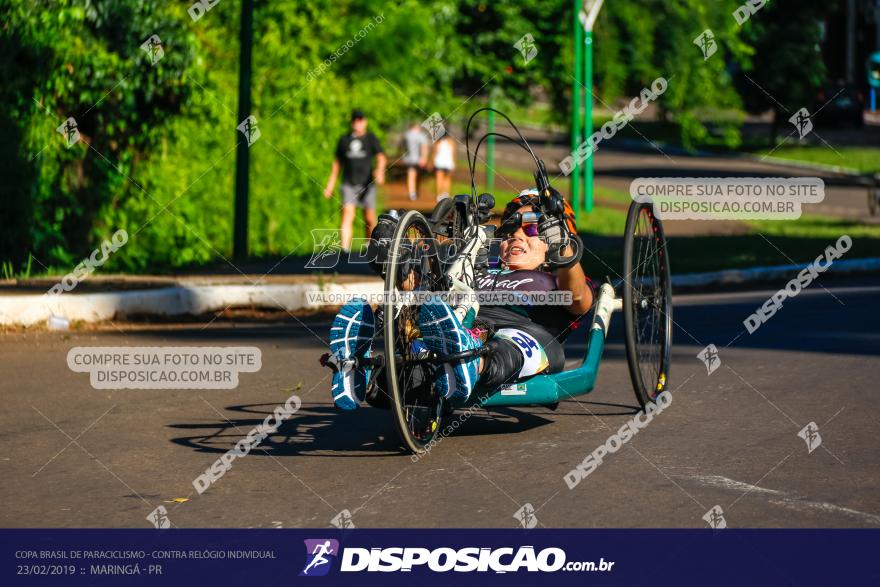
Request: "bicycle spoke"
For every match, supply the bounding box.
[387,214,445,449]
[631,208,665,398]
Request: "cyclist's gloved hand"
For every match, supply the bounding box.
[537,188,581,269]
[541,186,577,234]
[367,210,400,277]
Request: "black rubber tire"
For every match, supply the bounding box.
[384,210,446,455]
[622,201,673,408]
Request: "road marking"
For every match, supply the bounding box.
[684,474,880,526]
[690,474,785,496]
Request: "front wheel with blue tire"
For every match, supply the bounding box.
[384,210,447,455]
[622,201,673,408]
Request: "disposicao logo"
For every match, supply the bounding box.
[300,539,339,577]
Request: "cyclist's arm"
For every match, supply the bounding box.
[555,250,592,315]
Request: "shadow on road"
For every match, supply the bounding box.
[170,403,402,457]
[169,402,565,458]
[549,399,641,417]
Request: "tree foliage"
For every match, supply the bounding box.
[735,0,827,142]
[1,0,198,269]
[0,0,832,272]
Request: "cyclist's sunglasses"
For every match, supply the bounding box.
[499,211,542,238]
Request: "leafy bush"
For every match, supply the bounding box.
[1,0,457,273]
[0,0,832,274]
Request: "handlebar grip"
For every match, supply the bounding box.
[547,234,583,269]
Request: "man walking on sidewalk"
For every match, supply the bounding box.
[323,109,386,250]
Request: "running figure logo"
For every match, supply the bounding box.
[702,505,727,530]
[788,108,813,139]
[300,539,339,577]
[330,509,356,530]
[56,117,81,148]
[514,33,538,64]
[797,421,822,453]
[697,344,721,375]
[140,34,165,66]
[146,505,171,529]
[421,112,445,142]
[693,29,717,60]
[305,229,342,269]
[237,115,261,146]
[513,503,538,529]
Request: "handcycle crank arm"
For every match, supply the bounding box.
[319,352,385,371]
[445,225,488,323]
[396,345,490,366]
[446,225,486,281]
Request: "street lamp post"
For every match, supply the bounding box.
[579,0,604,215]
[571,0,584,222]
[487,92,496,194]
[233,0,254,262]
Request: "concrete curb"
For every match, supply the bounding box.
[3,258,878,327]
[0,281,383,327]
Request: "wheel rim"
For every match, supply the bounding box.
[385,213,445,451]
[629,206,670,399]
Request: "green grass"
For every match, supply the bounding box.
[747,214,880,240]
[591,115,748,150]
[486,100,562,131]
[1,255,35,280]
[752,146,880,174]
[665,227,880,275]
[591,115,880,167]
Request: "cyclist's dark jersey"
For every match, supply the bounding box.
[474,268,575,340]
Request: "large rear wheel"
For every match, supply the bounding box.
[384,210,446,454]
[622,201,673,408]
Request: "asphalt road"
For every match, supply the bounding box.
[2,276,878,529]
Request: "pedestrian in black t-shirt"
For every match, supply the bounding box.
[323,109,386,250]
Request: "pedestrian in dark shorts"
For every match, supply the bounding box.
[323,109,386,250]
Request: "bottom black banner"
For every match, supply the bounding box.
[2,529,877,585]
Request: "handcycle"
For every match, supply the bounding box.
[321,109,672,455]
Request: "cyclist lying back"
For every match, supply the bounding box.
[327,189,596,409]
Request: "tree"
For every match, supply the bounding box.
[595,0,751,149]
[0,0,198,269]
[735,0,827,144]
